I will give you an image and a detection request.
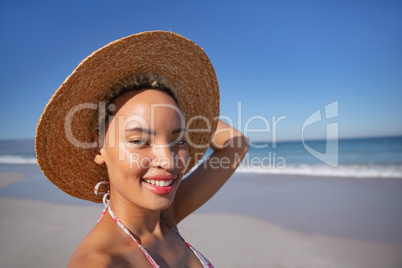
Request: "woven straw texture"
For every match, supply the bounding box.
[35,31,219,202]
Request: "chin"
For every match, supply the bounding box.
[147,197,174,211]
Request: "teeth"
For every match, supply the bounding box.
[145,179,173,187]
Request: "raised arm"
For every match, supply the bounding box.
[172,119,249,223]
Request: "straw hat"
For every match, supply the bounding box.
[35,31,219,203]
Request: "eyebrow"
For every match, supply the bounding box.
[172,128,187,134]
[125,127,186,135]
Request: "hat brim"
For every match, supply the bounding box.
[35,31,219,202]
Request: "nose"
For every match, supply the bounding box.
[151,144,175,171]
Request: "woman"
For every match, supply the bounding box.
[36,31,248,267]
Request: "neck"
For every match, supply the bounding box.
[106,194,163,237]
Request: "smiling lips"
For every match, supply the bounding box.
[144,179,173,187]
[142,175,176,195]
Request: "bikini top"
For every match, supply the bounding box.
[95,182,214,268]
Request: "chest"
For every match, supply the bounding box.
[118,231,205,268]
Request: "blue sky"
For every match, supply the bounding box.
[1,0,401,142]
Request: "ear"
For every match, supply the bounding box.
[91,133,105,165]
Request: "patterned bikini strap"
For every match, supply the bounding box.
[94,180,110,222]
[160,220,213,268]
[93,180,160,268]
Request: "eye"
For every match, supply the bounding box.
[129,139,148,146]
[174,139,187,146]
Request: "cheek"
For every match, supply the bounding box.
[103,146,152,177]
[127,151,153,171]
[176,149,190,171]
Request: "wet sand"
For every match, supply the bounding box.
[0,172,27,187]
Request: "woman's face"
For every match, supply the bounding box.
[97,89,189,211]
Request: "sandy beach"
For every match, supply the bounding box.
[0,173,27,187]
[1,166,402,267]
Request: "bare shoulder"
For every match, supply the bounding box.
[68,250,113,268]
[69,250,136,268]
[68,226,114,268]
[68,221,142,268]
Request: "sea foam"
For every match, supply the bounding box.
[0,155,37,165]
[236,163,402,179]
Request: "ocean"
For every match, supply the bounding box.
[240,136,402,178]
[0,136,401,179]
